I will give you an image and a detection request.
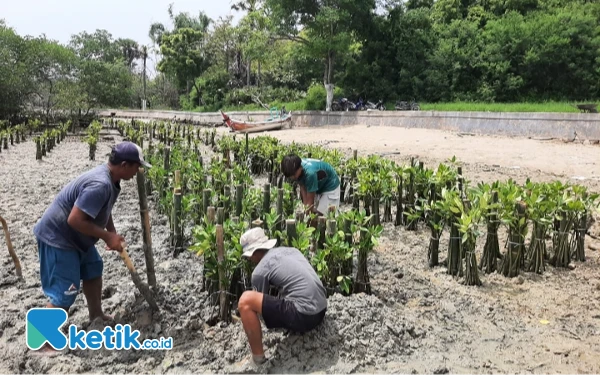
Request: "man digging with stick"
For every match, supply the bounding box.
[281,155,341,217]
[32,141,151,354]
[234,227,328,371]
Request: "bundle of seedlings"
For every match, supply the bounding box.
[478,183,502,274]
[442,188,463,276]
[456,190,483,286]
[321,213,354,295]
[522,182,554,274]
[499,182,528,277]
[85,121,102,160]
[425,183,445,268]
[549,185,579,268]
[571,186,598,262]
[352,210,383,295]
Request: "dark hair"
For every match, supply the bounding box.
[281,155,302,177]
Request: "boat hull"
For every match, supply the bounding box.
[221,111,292,133]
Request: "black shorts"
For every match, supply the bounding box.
[261,294,326,333]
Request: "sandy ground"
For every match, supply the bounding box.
[0,124,599,374]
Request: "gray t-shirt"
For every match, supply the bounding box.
[252,247,327,315]
[33,163,121,253]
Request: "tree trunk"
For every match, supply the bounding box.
[247,58,251,87]
[258,61,261,88]
[143,51,147,105]
[324,51,335,111]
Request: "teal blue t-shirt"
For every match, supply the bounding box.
[298,158,340,194]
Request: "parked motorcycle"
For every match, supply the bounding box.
[395,99,420,111]
[331,98,355,111]
[366,100,386,111]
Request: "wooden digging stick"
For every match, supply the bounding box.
[119,242,159,311]
[0,215,22,278]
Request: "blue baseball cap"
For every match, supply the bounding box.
[111,141,152,168]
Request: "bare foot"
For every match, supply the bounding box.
[89,313,113,322]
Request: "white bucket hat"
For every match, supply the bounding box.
[240,228,277,258]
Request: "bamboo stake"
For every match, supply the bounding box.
[136,169,156,287]
[217,207,225,225]
[317,217,327,251]
[173,187,183,257]
[277,189,284,231]
[119,242,159,311]
[0,215,21,278]
[224,186,231,221]
[286,219,297,245]
[216,224,230,322]
[207,207,216,225]
[203,189,212,218]
[235,185,243,217]
[164,147,170,171]
[262,183,271,220]
[343,217,353,275]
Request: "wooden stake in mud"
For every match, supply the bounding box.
[245,133,249,158]
[216,224,230,322]
[262,183,271,220]
[235,185,243,217]
[173,182,183,257]
[277,189,284,231]
[343,217,353,275]
[203,189,212,218]
[136,169,156,287]
[217,207,225,225]
[317,217,327,251]
[36,139,42,160]
[164,147,170,171]
[286,219,297,245]
[0,215,22,278]
[224,186,231,221]
[207,207,216,224]
[119,242,159,311]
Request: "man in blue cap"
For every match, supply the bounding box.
[33,141,151,343]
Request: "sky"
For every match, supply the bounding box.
[2,0,242,74]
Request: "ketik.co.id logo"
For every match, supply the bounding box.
[26,308,172,350]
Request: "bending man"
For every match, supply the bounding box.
[33,141,151,329]
[281,155,340,216]
[237,227,327,368]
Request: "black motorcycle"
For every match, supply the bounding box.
[331,98,355,111]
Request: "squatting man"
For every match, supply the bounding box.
[237,227,328,367]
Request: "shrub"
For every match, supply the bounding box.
[304,83,345,110]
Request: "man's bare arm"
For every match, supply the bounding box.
[68,207,124,251]
[106,214,116,233]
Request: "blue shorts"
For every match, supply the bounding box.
[37,238,103,308]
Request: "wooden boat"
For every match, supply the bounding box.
[220,110,292,133]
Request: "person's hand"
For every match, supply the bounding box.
[105,232,125,252]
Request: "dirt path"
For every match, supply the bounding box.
[0,125,599,374]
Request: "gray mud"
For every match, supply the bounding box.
[1,130,600,374]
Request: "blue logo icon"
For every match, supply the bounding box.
[26,308,68,350]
